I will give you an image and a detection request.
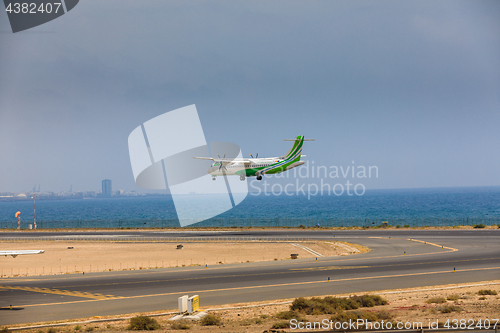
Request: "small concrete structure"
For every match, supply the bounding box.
[176,244,184,249]
[171,294,205,321]
[291,254,299,259]
[178,295,188,313]
[188,295,199,314]
[169,311,208,321]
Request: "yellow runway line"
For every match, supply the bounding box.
[15,265,500,308]
[0,285,114,300]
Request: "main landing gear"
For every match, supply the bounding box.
[256,175,263,181]
[239,175,246,181]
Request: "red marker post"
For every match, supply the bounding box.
[15,211,21,229]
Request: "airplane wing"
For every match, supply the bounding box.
[1,250,44,258]
[193,157,251,163]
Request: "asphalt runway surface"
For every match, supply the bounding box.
[1,229,499,326]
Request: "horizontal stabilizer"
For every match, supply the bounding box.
[283,139,315,141]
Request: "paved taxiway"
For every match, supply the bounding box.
[1,229,499,325]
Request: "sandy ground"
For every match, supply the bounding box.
[0,241,367,277]
[4,280,499,332]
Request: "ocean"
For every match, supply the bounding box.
[0,187,499,228]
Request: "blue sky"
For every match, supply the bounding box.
[0,0,499,193]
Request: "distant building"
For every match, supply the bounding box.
[102,179,112,197]
[84,191,96,198]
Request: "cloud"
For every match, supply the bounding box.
[0,1,499,192]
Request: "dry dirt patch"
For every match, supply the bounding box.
[0,240,364,277]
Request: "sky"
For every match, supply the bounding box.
[0,0,499,193]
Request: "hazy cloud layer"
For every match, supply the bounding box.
[1,0,499,192]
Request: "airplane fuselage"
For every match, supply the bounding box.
[209,158,305,178]
[195,135,312,181]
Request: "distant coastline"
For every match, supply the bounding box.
[1,185,499,202]
[0,192,171,202]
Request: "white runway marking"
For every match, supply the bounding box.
[291,243,323,257]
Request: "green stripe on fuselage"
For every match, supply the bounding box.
[265,156,301,174]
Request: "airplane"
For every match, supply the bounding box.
[194,135,314,181]
[1,250,44,258]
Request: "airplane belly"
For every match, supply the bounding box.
[208,169,240,176]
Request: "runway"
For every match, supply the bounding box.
[1,229,499,326]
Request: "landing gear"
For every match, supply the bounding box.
[239,175,246,181]
[256,175,263,181]
[212,177,216,181]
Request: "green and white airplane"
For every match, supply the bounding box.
[194,136,314,181]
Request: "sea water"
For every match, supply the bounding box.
[0,187,499,228]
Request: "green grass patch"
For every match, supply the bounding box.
[127,315,160,330]
[275,310,303,320]
[200,314,221,326]
[478,289,497,295]
[446,294,460,301]
[272,321,290,329]
[425,297,447,304]
[473,224,486,228]
[290,295,387,315]
[438,304,462,313]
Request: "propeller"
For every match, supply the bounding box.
[250,152,258,158]
[219,163,227,172]
[217,153,227,172]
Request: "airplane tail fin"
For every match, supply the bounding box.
[281,136,314,160]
